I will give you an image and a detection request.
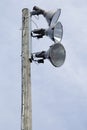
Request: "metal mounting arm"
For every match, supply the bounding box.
[31,29,45,39]
[31,6,45,16]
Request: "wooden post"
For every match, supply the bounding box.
[21,8,32,130]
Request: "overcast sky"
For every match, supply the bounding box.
[0,0,87,130]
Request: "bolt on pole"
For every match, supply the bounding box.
[21,8,32,130]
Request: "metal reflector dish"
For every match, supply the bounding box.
[54,22,63,42]
[45,21,63,42]
[50,9,61,27]
[48,43,66,67]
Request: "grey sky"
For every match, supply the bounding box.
[0,0,87,130]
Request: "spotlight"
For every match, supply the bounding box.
[32,43,66,67]
[31,6,61,26]
[31,22,63,42]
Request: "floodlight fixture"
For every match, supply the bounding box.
[31,43,66,67]
[31,22,63,42]
[31,6,61,26]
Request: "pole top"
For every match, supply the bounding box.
[22,8,29,13]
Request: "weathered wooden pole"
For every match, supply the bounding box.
[21,8,32,130]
